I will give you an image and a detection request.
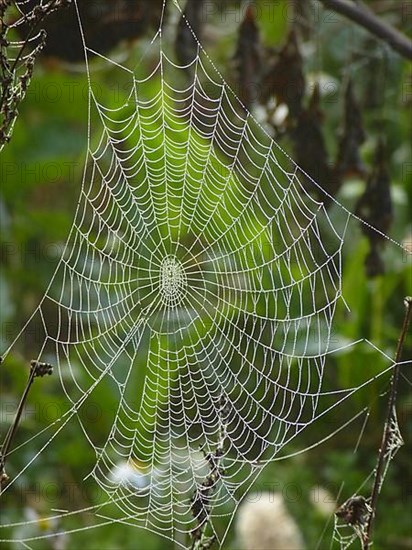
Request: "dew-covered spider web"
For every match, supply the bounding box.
[1,1,410,549]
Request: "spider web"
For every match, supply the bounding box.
[1,1,409,548]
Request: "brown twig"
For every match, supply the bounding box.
[0,360,53,494]
[317,0,412,60]
[363,296,412,549]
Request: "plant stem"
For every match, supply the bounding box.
[363,296,412,549]
[317,0,412,60]
[0,360,53,494]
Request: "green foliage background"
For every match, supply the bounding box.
[1,1,411,549]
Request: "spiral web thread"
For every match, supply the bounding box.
[0,1,408,548]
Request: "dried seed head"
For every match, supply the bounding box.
[30,360,54,377]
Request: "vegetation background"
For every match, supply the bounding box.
[1,0,411,548]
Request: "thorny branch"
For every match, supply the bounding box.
[0,0,71,150]
[317,0,412,60]
[0,360,53,494]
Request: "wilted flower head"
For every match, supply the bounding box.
[236,491,305,549]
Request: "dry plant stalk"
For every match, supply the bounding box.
[335,297,412,549]
[363,296,412,549]
[0,0,71,150]
[0,360,53,494]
